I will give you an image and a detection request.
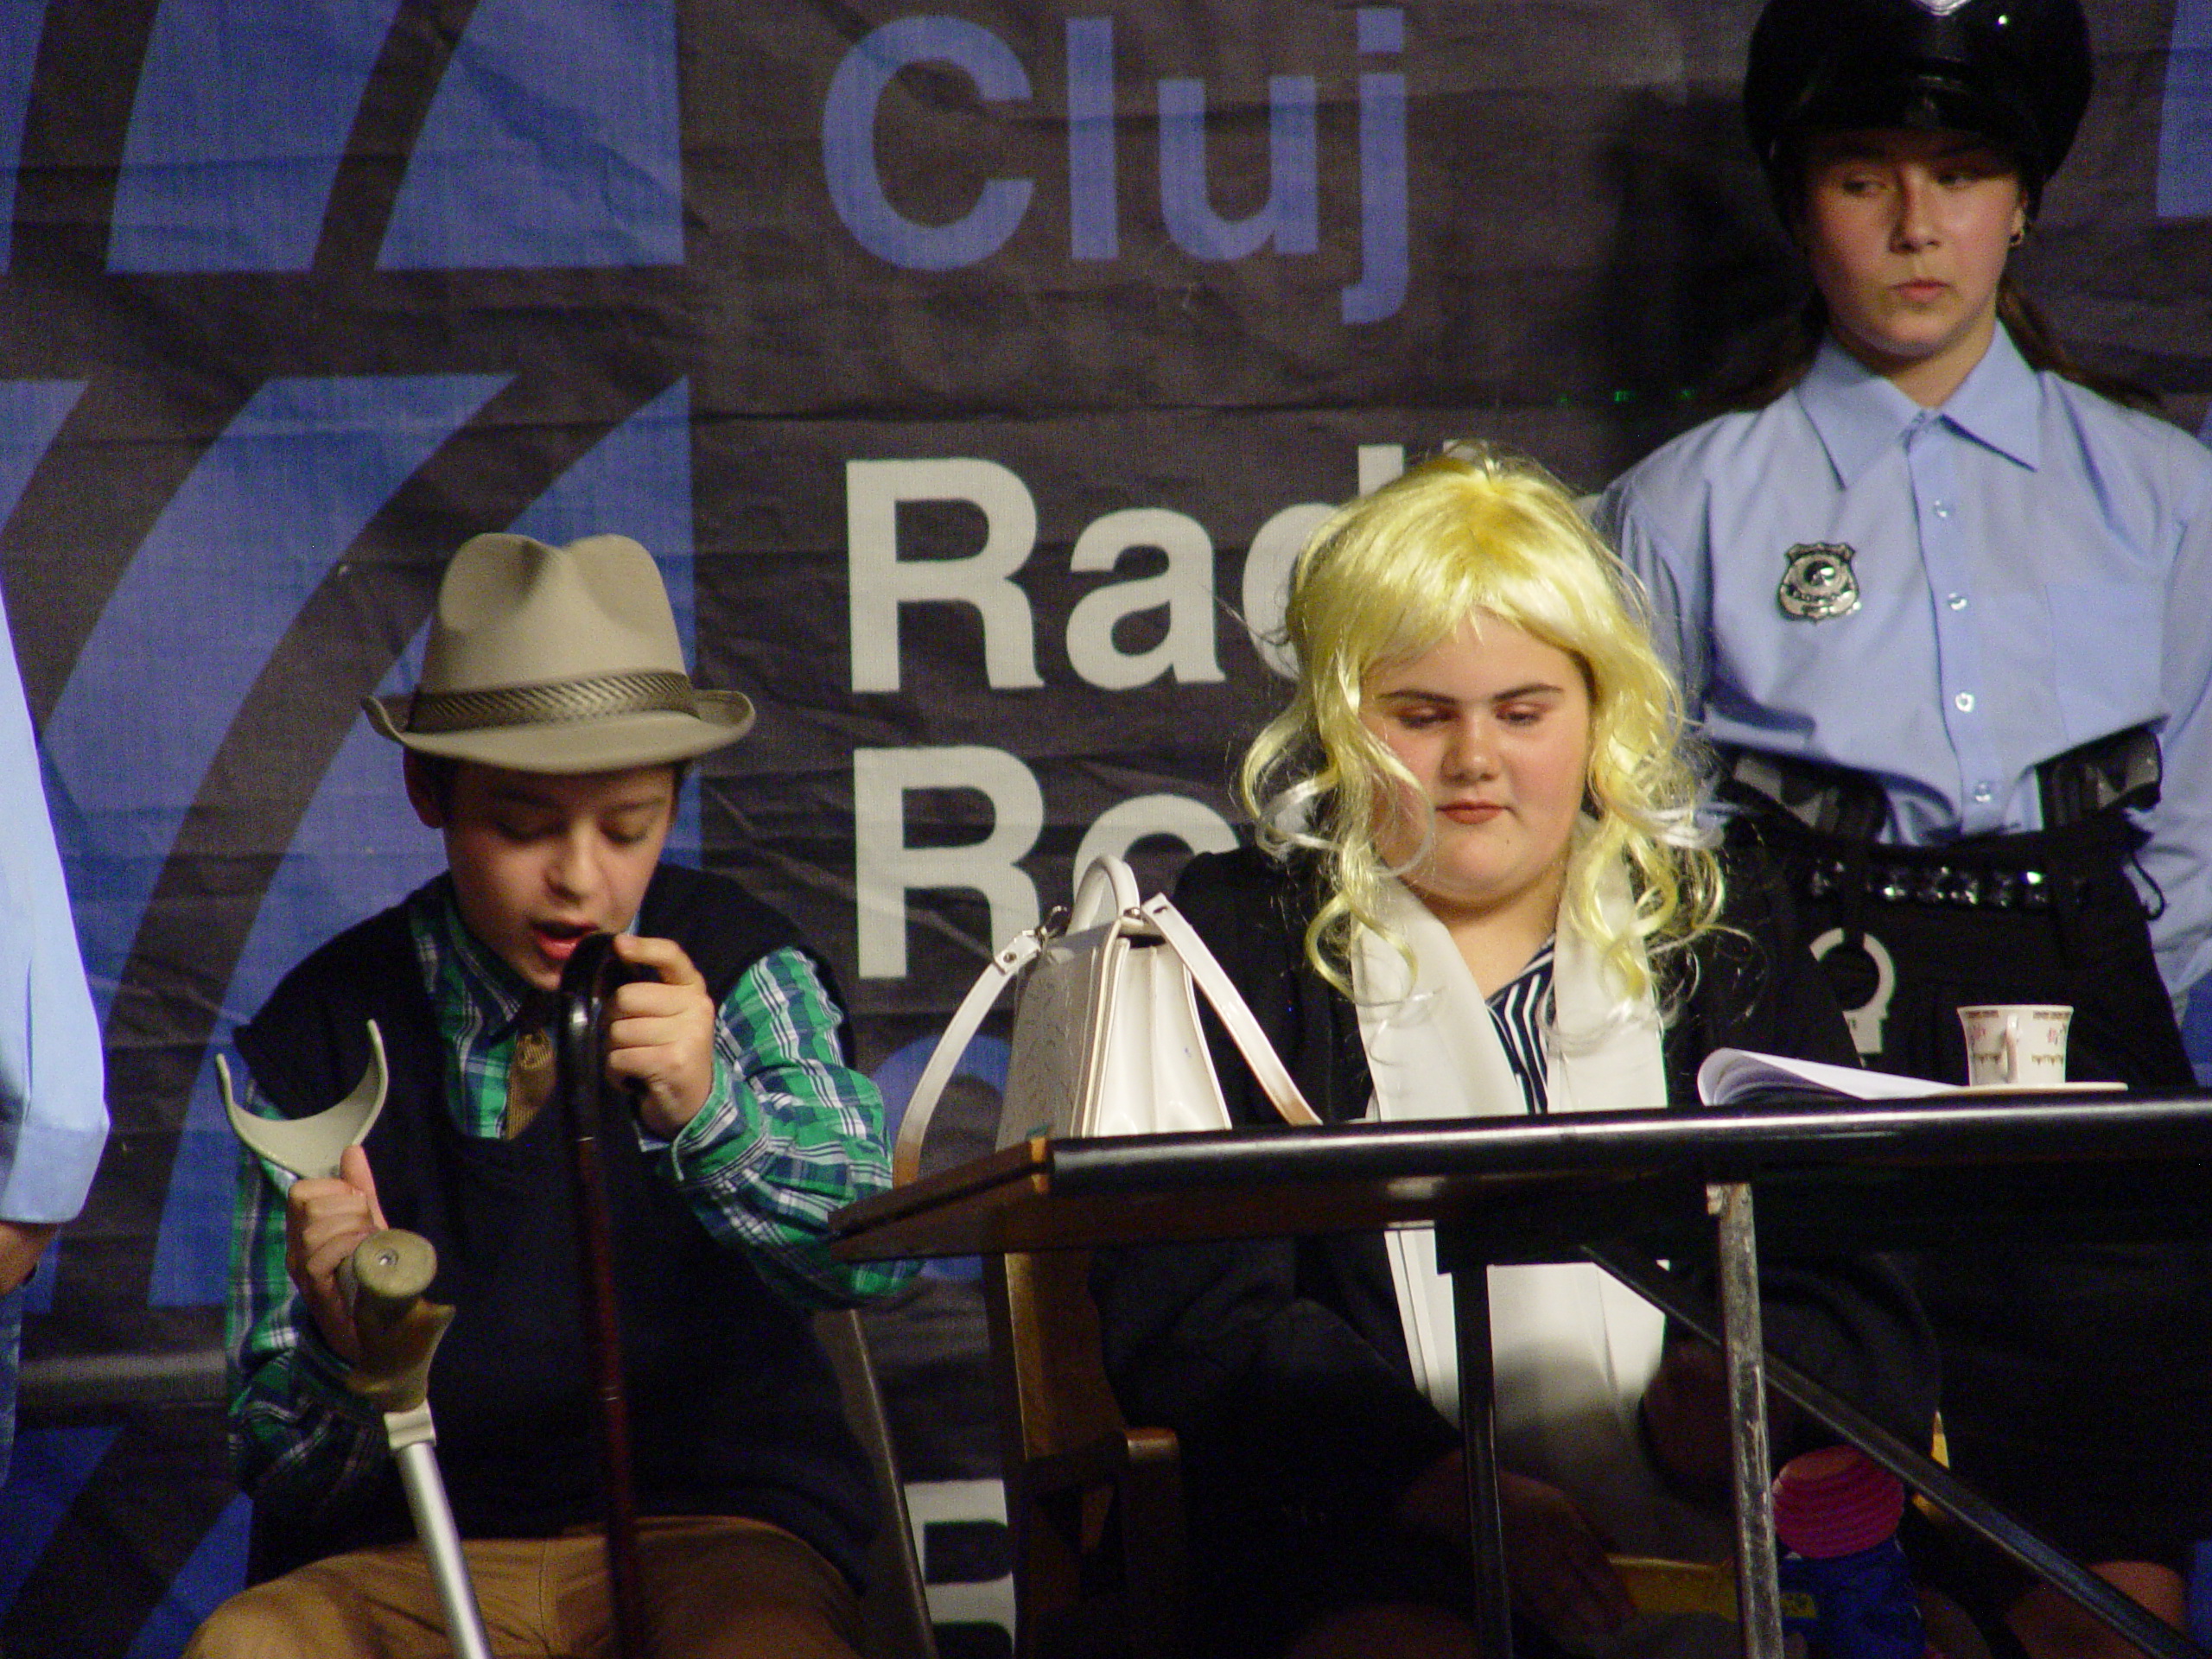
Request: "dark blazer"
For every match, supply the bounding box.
[1090,844,1938,1645]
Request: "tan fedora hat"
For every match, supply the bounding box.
[364,532,754,773]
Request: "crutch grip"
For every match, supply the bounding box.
[344,1228,454,1416]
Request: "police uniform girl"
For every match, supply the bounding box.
[1592,2,2212,1651]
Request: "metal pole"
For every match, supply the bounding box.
[346,1229,496,1659]
[386,1404,496,1659]
[1454,1267,1516,1659]
[1710,1180,1783,1659]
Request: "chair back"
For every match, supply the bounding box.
[983,1249,1185,1659]
[816,1306,941,1659]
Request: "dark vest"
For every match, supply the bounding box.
[235,864,874,1587]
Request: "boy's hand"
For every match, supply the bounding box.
[0,1220,55,1296]
[284,1144,388,1367]
[1394,1450,1635,1642]
[1498,1469,1635,1640]
[607,933,717,1139]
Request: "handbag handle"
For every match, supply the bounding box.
[892,856,1321,1185]
[892,928,1041,1185]
[1138,893,1320,1128]
[1069,853,1141,929]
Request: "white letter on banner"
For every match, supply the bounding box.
[1075,796,1237,880]
[855,746,1043,980]
[848,459,1043,693]
[1065,507,1223,690]
[1240,445,1406,677]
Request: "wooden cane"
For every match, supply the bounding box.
[556,931,650,1659]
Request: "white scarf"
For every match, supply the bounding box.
[1352,861,1729,1564]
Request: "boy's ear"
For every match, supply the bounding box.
[402,752,447,830]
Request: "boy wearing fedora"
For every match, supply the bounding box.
[188,533,907,1658]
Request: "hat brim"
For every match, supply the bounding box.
[364,690,754,774]
[1794,73,2044,172]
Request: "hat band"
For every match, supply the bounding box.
[406,670,699,734]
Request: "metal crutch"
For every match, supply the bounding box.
[219,1022,497,1659]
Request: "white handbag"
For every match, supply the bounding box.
[893,855,1320,1184]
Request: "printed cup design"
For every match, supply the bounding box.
[1958,1004,2072,1087]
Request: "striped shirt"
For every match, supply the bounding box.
[226,877,911,1504]
[1488,939,1556,1116]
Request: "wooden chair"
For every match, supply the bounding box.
[814,1306,942,1659]
[982,1248,1186,1659]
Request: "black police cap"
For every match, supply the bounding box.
[1744,0,2093,206]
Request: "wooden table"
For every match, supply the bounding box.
[835,1087,2212,1659]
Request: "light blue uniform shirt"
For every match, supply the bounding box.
[0,586,105,1224]
[1594,328,2212,996]
[0,582,107,1481]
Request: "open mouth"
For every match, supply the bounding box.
[531,920,595,961]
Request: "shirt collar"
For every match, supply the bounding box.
[1936,325,2042,470]
[1796,327,2042,487]
[410,876,538,1035]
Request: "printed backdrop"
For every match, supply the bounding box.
[0,2,2207,1653]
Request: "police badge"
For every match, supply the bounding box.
[1777,543,1861,620]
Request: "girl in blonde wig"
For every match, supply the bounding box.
[1092,442,1934,1659]
[1244,444,1720,1009]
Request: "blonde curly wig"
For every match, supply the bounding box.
[1242,442,1722,1007]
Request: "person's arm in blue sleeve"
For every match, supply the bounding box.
[0,589,109,1487]
[1592,478,1713,724]
[0,584,108,1289]
[2136,449,2212,1001]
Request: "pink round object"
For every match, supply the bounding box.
[1771,1445,1908,1559]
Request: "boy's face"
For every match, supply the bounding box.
[408,760,678,991]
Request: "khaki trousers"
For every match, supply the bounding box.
[182,1515,865,1659]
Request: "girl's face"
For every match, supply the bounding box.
[1360,613,1593,938]
[1799,127,2028,406]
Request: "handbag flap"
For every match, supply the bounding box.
[997,916,1128,1147]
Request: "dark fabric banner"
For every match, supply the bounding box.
[0,2,2206,1652]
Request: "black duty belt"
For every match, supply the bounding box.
[1791,854,2086,912]
[1719,728,2161,914]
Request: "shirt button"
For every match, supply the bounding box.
[1973,783,1994,804]
[1934,502,1952,519]
[1947,593,1968,611]
[1955,691,1976,713]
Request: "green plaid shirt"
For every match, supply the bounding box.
[225,878,911,1507]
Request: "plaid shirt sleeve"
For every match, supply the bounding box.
[652,945,916,1307]
[222,1077,390,1509]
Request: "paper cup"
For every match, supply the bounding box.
[1958,1004,2071,1087]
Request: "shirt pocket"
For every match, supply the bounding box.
[2045,580,2166,744]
